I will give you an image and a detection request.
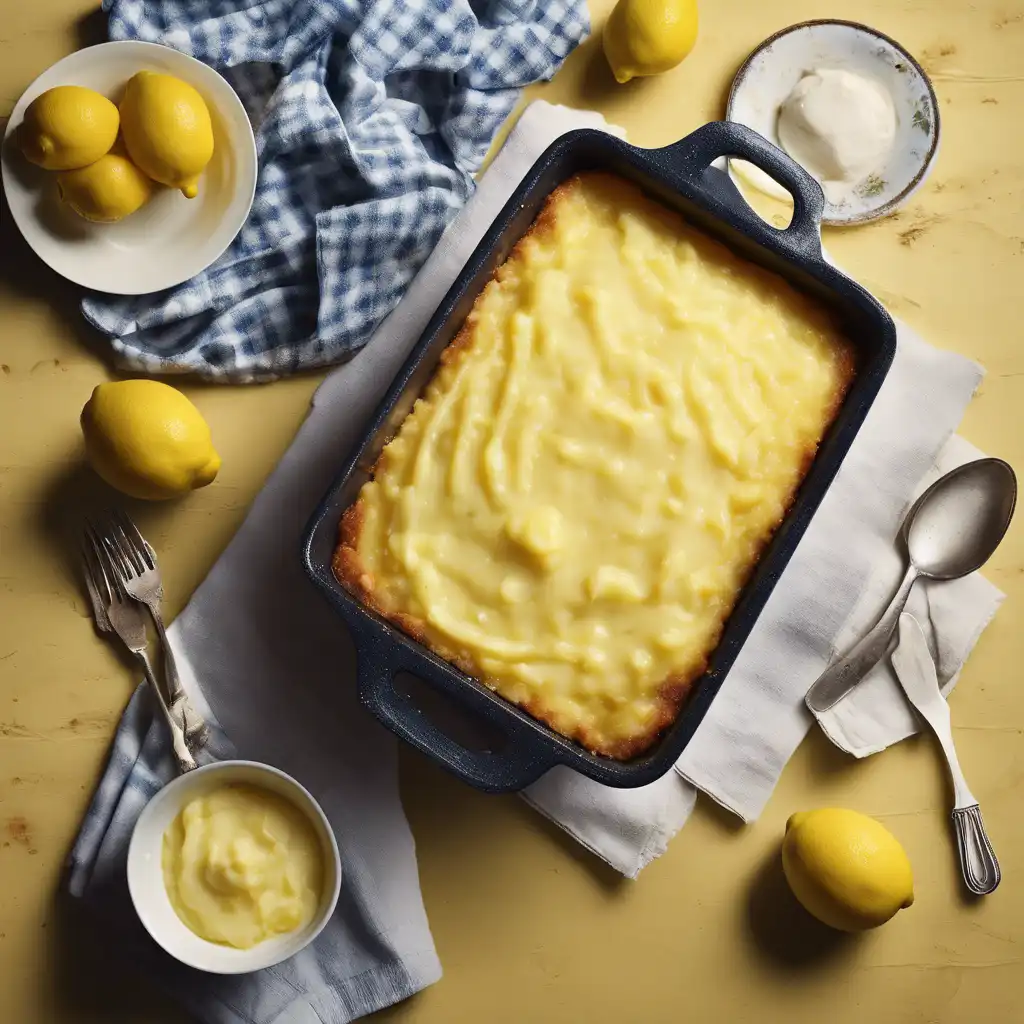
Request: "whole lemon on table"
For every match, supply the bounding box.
[782,808,914,932]
[81,381,221,500]
[57,152,154,222]
[603,0,699,84]
[17,85,119,170]
[119,71,214,199]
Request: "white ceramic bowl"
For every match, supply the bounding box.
[727,20,940,225]
[127,760,342,974]
[1,41,257,294]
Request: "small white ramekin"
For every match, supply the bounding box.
[127,760,342,974]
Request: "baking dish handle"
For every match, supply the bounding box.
[355,640,558,793]
[653,120,825,259]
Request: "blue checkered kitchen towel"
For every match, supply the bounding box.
[84,0,589,381]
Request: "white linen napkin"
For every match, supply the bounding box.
[812,433,1004,757]
[309,99,1000,877]
[153,101,1002,889]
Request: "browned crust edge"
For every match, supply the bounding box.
[332,173,858,762]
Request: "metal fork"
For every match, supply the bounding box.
[94,509,209,752]
[82,525,197,774]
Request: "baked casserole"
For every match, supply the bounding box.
[334,172,855,759]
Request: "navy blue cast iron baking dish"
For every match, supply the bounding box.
[302,121,897,794]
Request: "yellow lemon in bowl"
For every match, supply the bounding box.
[81,380,221,500]
[119,71,214,199]
[782,808,914,931]
[17,85,119,170]
[57,152,154,222]
[603,0,699,84]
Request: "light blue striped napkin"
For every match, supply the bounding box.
[82,0,588,381]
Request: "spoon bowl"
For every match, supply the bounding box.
[806,457,1016,713]
[905,458,1017,579]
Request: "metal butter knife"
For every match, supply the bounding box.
[891,613,1001,895]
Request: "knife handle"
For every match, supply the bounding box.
[952,805,1001,895]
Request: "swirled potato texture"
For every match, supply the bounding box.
[335,173,853,759]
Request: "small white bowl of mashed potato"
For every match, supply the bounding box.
[127,760,342,974]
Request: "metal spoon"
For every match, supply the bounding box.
[805,458,1016,713]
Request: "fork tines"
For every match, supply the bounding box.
[89,508,155,581]
[83,519,124,600]
[110,507,157,572]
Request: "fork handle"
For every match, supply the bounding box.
[132,650,197,774]
[146,603,209,749]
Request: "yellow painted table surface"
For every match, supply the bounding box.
[2,2,1022,1021]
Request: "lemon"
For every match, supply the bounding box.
[782,808,914,932]
[17,85,119,171]
[119,71,214,199]
[81,380,221,500]
[57,152,154,223]
[603,0,699,84]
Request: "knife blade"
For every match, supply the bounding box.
[891,612,977,811]
[890,613,949,725]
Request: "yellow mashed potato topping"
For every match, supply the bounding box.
[336,173,853,758]
[162,784,324,949]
